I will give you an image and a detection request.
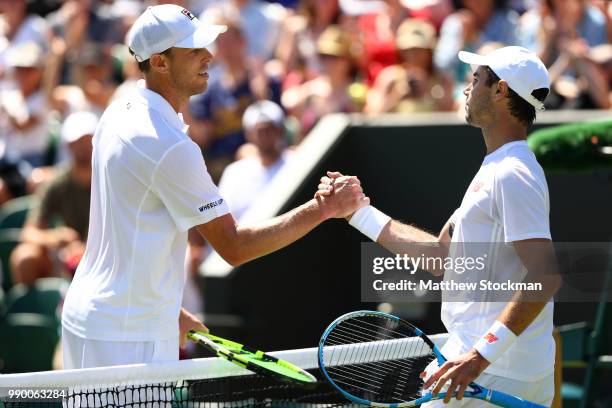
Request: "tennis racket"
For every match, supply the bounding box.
[317,311,546,407]
[188,330,316,387]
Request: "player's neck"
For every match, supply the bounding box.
[145,78,187,114]
[481,117,527,155]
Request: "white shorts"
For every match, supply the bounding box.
[421,371,555,408]
[62,327,179,369]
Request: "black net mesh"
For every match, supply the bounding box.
[1,368,360,407]
[0,335,448,408]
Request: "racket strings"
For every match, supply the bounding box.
[326,323,426,370]
[322,315,436,403]
[324,336,422,374]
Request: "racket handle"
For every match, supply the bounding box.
[487,390,547,408]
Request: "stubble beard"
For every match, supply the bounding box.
[465,105,477,127]
[464,96,489,128]
[171,67,207,99]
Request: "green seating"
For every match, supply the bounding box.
[0,195,34,230]
[5,278,69,322]
[0,228,22,292]
[559,322,589,368]
[0,313,59,373]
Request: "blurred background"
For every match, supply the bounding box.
[0,0,610,406]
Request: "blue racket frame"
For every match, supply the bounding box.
[318,310,547,408]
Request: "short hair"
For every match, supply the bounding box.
[129,48,172,73]
[484,66,548,127]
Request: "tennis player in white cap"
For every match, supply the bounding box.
[61,4,368,369]
[319,46,560,406]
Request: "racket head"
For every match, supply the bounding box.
[317,310,444,407]
[188,331,317,387]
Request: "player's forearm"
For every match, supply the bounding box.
[499,240,561,335]
[473,241,560,363]
[497,272,560,336]
[497,299,549,337]
[346,206,449,275]
[230,199,326,266]
[378,220,449,276]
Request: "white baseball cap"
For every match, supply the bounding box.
[7,42,45,68]
[62,111,99,144]
[243,100,285,129]
[127,4,227,62]
[458,46,550,110]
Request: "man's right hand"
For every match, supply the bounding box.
[315,171,369,219]
[315,171,343,199]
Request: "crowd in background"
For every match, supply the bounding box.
[0,0,611,362]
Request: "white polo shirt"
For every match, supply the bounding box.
[62,82,230,342]
[441,141,555,381]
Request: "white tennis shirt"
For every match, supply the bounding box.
[62,81,230,342]
[441,141,555,381]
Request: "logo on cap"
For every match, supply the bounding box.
[181,8,195,20]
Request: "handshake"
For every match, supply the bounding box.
[314,171,369,221]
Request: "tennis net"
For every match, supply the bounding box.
[0,334,448,407]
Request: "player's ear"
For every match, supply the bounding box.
[149,52,170,73]
[496,80,510,98]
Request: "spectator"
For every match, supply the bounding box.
[0,0,50,83]
[401,0,453,29]
[365,18,454,114]
[591,1,612,43]
[343,0,406,86]
[520,0,607,58]
[46,0,123,50]
[588,44,612,108]
[218,100,292,219]
[0,159,28,205]
[10,242,53,287]
[45,0,123,101]
[546,34,611,109]
[21,111,96,275]
[110,44,141,103]
[49,43,117,117]
[276,0,341,84]
[185,101,293,324]
[188,16,282,182]
[282,25,360,142]
[0,42,50,168]
[200,0,287,61]
[519,0,609,109]
[434,0,519,95]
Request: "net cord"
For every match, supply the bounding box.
[0,335,448,395]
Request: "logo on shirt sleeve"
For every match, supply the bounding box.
[199,198,224,213]
[471,181,485,192]
[483,332,499,343]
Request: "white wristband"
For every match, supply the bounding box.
[348,205,391,242]
[473,320,518,364]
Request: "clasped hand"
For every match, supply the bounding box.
[315,171,369,220]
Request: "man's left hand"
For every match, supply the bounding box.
[423,348,490,403]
